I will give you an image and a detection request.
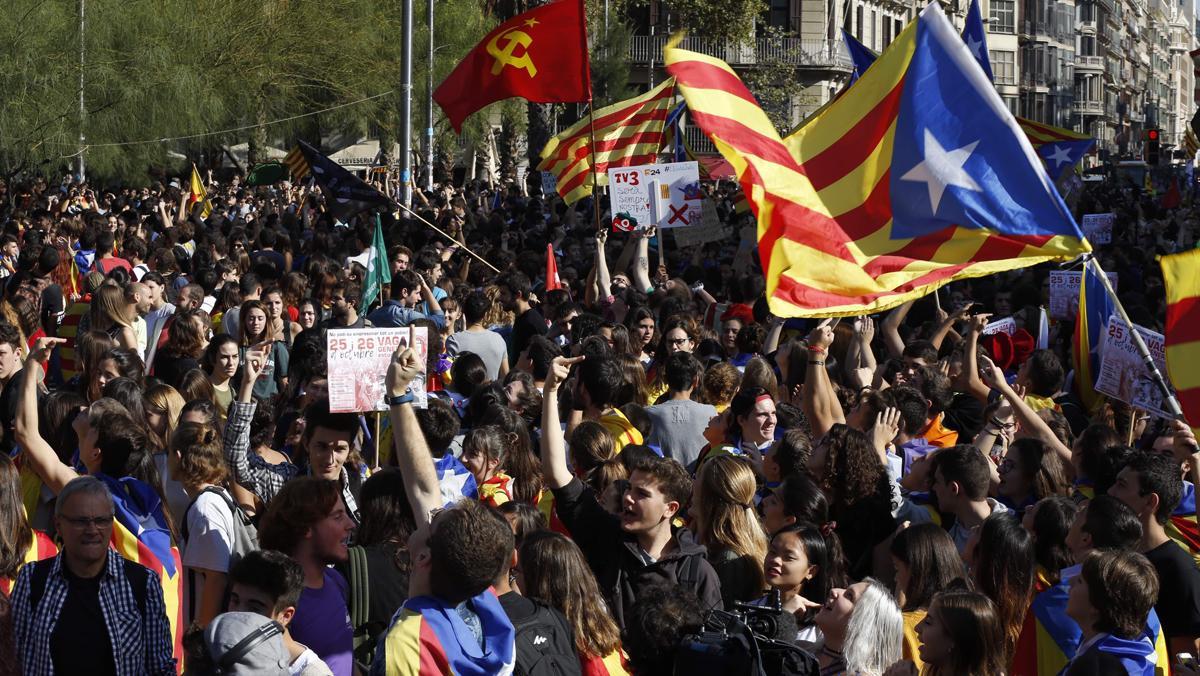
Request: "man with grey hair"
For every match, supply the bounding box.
[10,476,176,675]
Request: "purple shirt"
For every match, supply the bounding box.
[290,568,353,676]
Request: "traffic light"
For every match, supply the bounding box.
[1147,128,1161,165]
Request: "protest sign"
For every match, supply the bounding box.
[608,161,702,232]
[540,171,557,197]
[673,200,729,247]
[1048,270,1118,320]
[1081,213,1114,245]
[1095,315,1174,418]
[982,317,1017,335]
[326,327,428,413]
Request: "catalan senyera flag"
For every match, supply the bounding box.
[434,0,590,133]
[1072,260,1115,413]
[1162,248,1200,430]
[187,164,212,219]
[537,79,676,205]
[667,4,1091,317]
[0,529,56,596]
[100,474,185,665]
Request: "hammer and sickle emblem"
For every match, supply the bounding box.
[487,28,537,77]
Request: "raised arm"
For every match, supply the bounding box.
[979,355,1071,465]
[387,346,442,526]
[632,228,654,294]
[594,229,612,299]
[540,355,585,489]
[881,300,913,359]
[962,313,993,403]
[15,338,76,493]
[801,325,846,439]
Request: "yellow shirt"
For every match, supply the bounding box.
[901,609,926,673]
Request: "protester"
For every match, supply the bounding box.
[889,523,968,670]
[914,588,1007,676]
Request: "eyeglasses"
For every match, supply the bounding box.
[667,338,690,346]
[60,515,112,530]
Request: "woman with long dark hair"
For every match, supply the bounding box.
[201,334,240,416]
[0,454,56,596]
[916,589,1007,675]
[154,309,210,390]
[238,299,289,401]
[809,424,895,578]
[756,522,843,649]
[889,523,968,670]
[519,531,631,675]
[967,510,1035,666]
[625,306,655,367]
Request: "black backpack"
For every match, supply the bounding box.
[510,603,582,676]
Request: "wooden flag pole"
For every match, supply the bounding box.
[374,411,383,471]
[587,100,604,232]
[393,201,501,273]
[1087,255,1184,418]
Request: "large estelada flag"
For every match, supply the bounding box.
[667,3,1091,317]
[434,0,591,133]
[837,28,1092,180]
[1162,248,1200,429]
[284,141,391,220]
[537,79,675,204]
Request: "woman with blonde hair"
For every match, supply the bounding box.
[145,384,190,526]
[690,454,769,608]
[88,283,136,349]
[519,531,632,675]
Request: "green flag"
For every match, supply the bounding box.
[245,162,288,186]
[361,215,392,309]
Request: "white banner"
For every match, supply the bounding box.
[1048,270,1118,320]
[1095,315,1174,418]
[608,161,702,231]
[1081,212,1114,245]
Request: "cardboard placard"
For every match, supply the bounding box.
[1095,315,1174,418]
[1081,212,1114,245]
[1048,270,1118,320]
[982,317,1017,335]
[326,327,428,412]
[608,161,702,231]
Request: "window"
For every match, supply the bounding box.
[871,10,878,49]
[856,5,864,40]
[768,0,790,29]
[990,0,1016,33]
[895,18,903,39]
[990,50,1016,84]
[1002,95,1019,115]
[883,15,893,47]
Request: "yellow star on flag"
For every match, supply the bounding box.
[524,17,539,27]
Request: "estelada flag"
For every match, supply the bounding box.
[434,0,590,133]
[1162,248,1200,430]
[667,3,1090,317]
[187,164,212,218]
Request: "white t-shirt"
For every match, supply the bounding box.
[183,488,236,623]
[290,647,335,676]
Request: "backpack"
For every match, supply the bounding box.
[182,487,259,617]
[346,545,384,672]
[10,274,51,325]
[28,556,149,616]
[511,603,582,676]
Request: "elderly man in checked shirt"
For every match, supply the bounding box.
[11,477,175,676]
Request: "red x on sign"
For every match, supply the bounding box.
[668,204,690,225]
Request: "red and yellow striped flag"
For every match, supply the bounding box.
[537,79,676,204]
[665,4,1089,317]
[186,164,212,218]
[1162,249,1200,429]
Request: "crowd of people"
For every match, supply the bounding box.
[0,168,1194,676]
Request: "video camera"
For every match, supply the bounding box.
[674,591,819,676]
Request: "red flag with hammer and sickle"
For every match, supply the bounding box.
[434,0,591,133]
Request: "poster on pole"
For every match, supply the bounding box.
[326,327,428,413]
[1048,270,1118,320]
[1081,213,1115,245]
[1094,315,1174,418]
[540,172,557,197]
[608,161,702,232]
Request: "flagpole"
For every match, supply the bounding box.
[1086,255,1184,418]
[587,100,604,232]
[392,200,502,273]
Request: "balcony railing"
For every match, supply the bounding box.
[1075,55,1105,71]
[1075,100,1105,115]
[629,35,852,70]
[1079,19,1097,34]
